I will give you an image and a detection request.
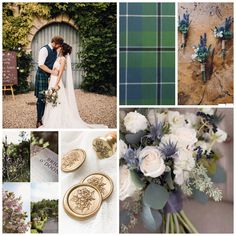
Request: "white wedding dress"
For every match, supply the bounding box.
[42,56,107,128]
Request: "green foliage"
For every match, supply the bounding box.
[31,199,58,233]
[3,3,117,95]
[2,133,30,182]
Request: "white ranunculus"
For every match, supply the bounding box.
[147,110,166,126]
[184,112,199,128]
[167,111,185,129]
[174,149,195,185]
[139,146,165,178]
[211,129,227,143]
[172,127,198,149]
[201,108,215,115]
[124,111,148,133]
[119,139,127,159]
[119,165,138,201]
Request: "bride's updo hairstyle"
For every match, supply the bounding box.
[61,43,72,56]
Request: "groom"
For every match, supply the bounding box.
[35,36,64,128]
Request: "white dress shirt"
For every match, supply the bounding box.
[38,43,53,66]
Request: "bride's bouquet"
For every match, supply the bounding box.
[41,87,60,107]
[120,108,227,233]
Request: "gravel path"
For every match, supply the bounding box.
[3,90,116,128]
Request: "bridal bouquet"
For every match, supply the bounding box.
[213,17,233,60]
[178,11,190,48]
[120,108,227,233]
[192,33,212,82]
[41,87,60,107]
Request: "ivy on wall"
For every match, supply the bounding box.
[3,3,117,95]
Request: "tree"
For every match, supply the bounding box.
[2,190,30,233]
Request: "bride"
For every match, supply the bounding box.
[41,43,107,128]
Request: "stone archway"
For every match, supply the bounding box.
[27,15,83,88]
[25,14,78,51]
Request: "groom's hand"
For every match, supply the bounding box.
[51,69,59,76]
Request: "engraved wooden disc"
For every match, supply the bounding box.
[61,149,86,172]
[81,173,113,200]
[63,183,102,220]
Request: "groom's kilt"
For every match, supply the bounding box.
[34,69,50,98]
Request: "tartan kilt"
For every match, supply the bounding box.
[34,69,50,98]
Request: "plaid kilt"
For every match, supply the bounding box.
[34,69,50,98]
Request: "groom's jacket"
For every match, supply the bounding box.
[35,44,57,97]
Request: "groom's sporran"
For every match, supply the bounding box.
[34,36,64,128]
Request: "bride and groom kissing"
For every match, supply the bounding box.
[35,36,107,129]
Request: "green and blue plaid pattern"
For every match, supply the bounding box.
[120,3,175,105]
[34,69,50,98]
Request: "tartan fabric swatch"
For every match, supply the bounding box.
[120,3,175,105]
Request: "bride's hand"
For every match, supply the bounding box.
[54,85,60,91]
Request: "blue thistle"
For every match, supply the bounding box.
[159,141,178,159]
[124,147,140,169]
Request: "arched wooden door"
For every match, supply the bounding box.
[31,22,82,88]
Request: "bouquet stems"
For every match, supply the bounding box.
[222,39,226,60]
[201,63,206,82]
[165,210,198,233]
[181,33,187,48]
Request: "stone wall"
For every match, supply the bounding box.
[178,3,233,105]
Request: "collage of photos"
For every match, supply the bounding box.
[1,1,235,235]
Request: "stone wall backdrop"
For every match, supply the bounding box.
[178,3,233,105]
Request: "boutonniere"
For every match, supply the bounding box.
[213,17,233,60]
[178,11,190,48]
[192,33,213,82]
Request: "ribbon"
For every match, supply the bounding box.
[164,190,183,213]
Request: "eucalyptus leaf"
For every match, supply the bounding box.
[141,204,162,232]
[192,189,208,204]
[143,183,169,210]
[130,170,146,189]
[210,164,226,183]
[125,130,145,145]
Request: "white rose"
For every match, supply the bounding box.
[124,111,148,133]
[147,110,166,126]
[119,139,127,159]
[201,108,215,115]
[161,134,178,146]
[174,149,195,185]
[167,111,185,129]
[210,129,227,143]
[184,112,199,128]
[172,127,198,149]
[139,146,165,178]
[119,165,138,201]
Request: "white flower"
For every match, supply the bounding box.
[119,165,138,201]
[191,53,198,61]
[201,108,215,115]
[119,139,127,159]
[139,146,165,178]
[184,112,199,128]
[147,110,166,126]
[174,149,195,185]
[124,111,148,133]
[172,127,198,149]
[211,129,227,143]
[167,111,185,129]
[195,141,211,154]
